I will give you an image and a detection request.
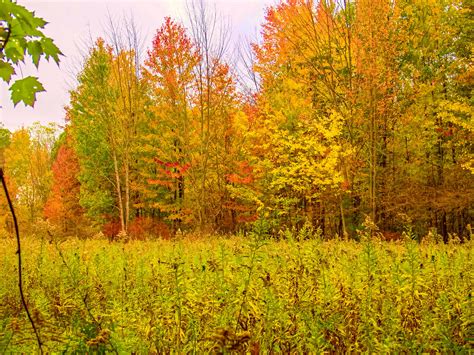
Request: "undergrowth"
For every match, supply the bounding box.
[0,234,472,352]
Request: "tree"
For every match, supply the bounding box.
[0,124,10,149]
[3,123,58,225]
[0,124,12,233]
[68,39,117,225]
[187,0,247,231]
[388,0,474,239]
[141,10,250,232]
[141,17,198,227]
[69,21,146,235]
[44,131,84,234]
[352,0,400,226]
[0,0,61,107]
[251,0,351,233]
[106,16,147,233]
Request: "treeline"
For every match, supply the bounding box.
[1,0,472,240]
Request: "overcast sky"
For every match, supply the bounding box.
[0,0,271,131]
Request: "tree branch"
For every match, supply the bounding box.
[0,167,43,354]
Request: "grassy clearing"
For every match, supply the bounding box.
[0,235,472,352]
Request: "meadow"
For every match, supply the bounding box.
[0,233,472,353]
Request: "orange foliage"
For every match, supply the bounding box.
[103,217,171,240]
[128,217,170,240]
[226,161,254,185]
[102,219,121,239]
[44,137,84,232]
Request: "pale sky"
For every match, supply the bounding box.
[0,0,271,131]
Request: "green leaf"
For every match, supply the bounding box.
[0,1,13,20]
[0,26,10,44]
[0,60,14,82]
[4,44,23,64]
[41,37,62,64]
[31,15,47,29]
[27,40,42,67]
[9,76,45,107]
[9,3,37,35]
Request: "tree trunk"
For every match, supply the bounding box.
[125,159,130,231]
[113,151,125,233]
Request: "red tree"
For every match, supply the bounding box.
[44,137,84,233]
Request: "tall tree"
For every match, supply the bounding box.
[390,0,474,238]
[252,0,352,233]
[44,131,84,234]
[187,0,245,231]
[68,39,117,226]
[107,16,146,232]
[141,17,199,227]
[69,29,145,234]
[352,0,400,225]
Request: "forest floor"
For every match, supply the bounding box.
[0,235,472,352]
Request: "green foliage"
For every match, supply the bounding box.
[68,40,116,221]
[0,236,471,352]
[0,0,61,107]
[0,124,10,150]
[9,76,44,106]
[0,60,14,81]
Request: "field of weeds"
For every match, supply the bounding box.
[0,235,472,352]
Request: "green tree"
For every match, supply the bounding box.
[0,123,10,149]
[69,34,145,233]
[68,39,117,225]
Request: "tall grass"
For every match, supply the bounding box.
[0,234,472,352]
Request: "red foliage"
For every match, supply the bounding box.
[102,219,122,239]
[149,158,191,188]
[128,217,171,240]
[44,138,84,231]
[147,179,173,188]
[102,217,170,240]
[380,231,402,241]
[226,161,254,185]
[236,214,258,223]
[144,16,198,101]
[341,180,351,191]
[155,158,190,173]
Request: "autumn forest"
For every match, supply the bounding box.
[0,0,473,352]
[1,0,472,241]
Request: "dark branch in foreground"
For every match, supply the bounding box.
[0,167,43,354]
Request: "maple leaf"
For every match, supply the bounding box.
[9,76,45,107]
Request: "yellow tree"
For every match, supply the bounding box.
[352,0,400,226]
[189,58,245,231]
[3,124,57,226]
[252,0,351,233]
[143,14,248,232]
[390,0,474,238]
[187,0,246,230]
[108,49,146,232]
